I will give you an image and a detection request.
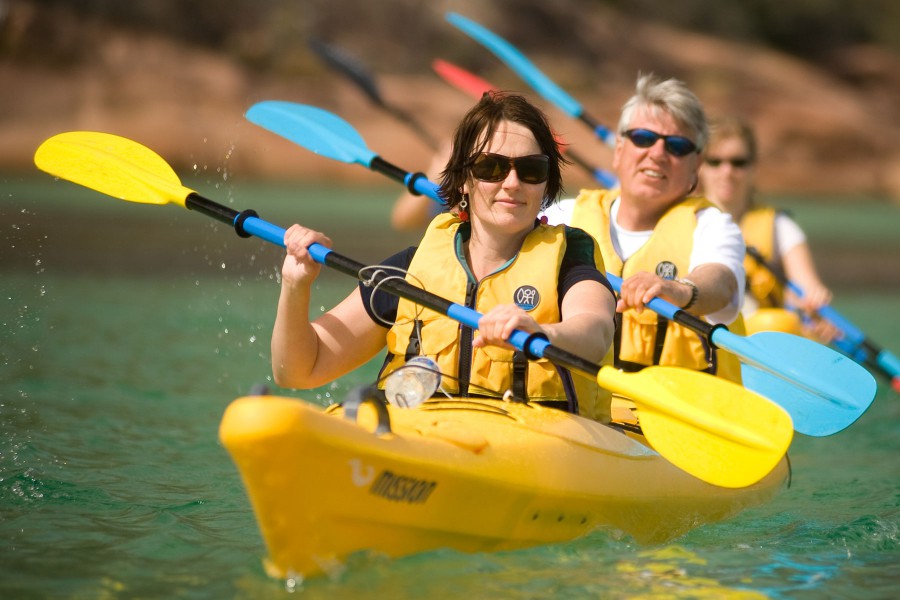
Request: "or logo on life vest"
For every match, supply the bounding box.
[655,261,678,280]
[514,285,540,311]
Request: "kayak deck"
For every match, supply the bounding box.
[219,392,789,579]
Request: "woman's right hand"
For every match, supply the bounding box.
[281,224,332,287]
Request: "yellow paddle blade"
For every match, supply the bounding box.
[34,131,193,206]
[598,366,793,488]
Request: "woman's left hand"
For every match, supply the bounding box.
[474,304,545,350]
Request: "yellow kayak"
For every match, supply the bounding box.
[745,308,804,336]
[219,391,789,580]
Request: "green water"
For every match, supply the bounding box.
[2,178,899,598]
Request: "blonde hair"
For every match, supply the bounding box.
[707,116,757,163]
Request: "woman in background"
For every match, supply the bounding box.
[700,116,838,342]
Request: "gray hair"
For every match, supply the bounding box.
[617,73,708,151]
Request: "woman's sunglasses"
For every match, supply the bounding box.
[705,157,752,169]
[471,153,549,184]
[623,128,698,157]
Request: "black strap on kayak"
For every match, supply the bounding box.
[553,365,579,414]
[608,420,643,435]
[404,319,423,361]
[652,314,668,365]
[456,281,478,397]
[342,385,392,435]
[699,334,717,375]
[512,350,528,401]
[613,312,645,372]
[613,311,718,375]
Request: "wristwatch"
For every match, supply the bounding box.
[678,278,698,310]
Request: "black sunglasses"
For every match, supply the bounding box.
[471,153,549,184]
[623,128,698,157]
[705,157,752,169]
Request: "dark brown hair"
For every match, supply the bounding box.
[438,91,567,210]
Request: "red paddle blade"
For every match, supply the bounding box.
[432,59,494,99]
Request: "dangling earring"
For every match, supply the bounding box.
[458,194,469,222]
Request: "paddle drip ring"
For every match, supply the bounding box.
[358,265,427,328]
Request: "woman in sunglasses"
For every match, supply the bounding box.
[271,91,617,422]
[700,116,837,342]
[542,73,746,382]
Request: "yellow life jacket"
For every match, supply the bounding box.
[381,213,613,422]
[740,206,784,308]
[571,189,743,383]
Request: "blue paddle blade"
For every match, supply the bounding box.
[607,273,873,436]
[734,331,877,436]
[245,101,377,167]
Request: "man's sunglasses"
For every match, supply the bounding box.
[623,128,698,157]
[705,157,752,169]
[471,153,549,184]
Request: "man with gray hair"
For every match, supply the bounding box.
[542,73,746,382]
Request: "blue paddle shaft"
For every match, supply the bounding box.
[592,168,619,189]
[786,280,900,381]
[242,218,287,248]
[225,208,570,370]
[402,171,442,203]
[446,12,583,118]
[579,114,617,148]
[447,12,618,149]
[791,287,900,379]
[747,246,900,380]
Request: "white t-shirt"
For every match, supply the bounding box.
[773,212,807,259]
[541,197,746,324]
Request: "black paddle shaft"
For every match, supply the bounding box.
[370,156,429,196]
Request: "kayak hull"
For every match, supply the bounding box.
[219,394,788,579]
[745,308,804,336]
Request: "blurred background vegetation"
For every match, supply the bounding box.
[2,0,900,200]
[2,0,898,282]
[7,0,899,72]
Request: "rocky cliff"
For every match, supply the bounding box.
[3,1,900,201]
